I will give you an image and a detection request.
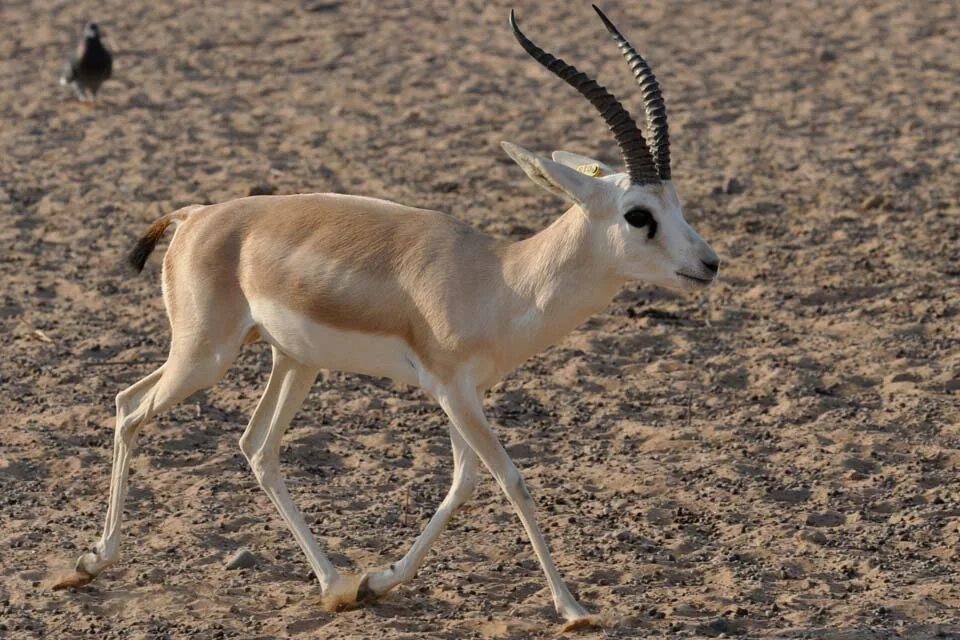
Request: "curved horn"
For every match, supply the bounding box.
[593,5,671,181]
[509,10,660,185]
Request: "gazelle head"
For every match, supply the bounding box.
[505,6,719,291]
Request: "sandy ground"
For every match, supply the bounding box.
[1,0,959,638]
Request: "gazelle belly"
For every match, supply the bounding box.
[249,298,422,387]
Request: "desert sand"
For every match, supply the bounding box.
[1,0,958,638]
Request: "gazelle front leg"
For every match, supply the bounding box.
[238,347,358,609]
[436,377,598,630]
[359,427,479,598]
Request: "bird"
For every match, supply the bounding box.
[60,22,113,101]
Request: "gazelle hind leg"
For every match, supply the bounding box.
[359,427,478,599]
[436,378,600,630]
[90,366,166,566]
[52,338,243,590]
[238,347,357,608]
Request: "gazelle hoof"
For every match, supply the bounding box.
[559,614,604,633]
[320,573,366,612]
[354,574,380,604]
[50,569,95,591]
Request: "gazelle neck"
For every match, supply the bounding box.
[499,205,625,363]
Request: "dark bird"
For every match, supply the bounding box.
[60,22,112,101]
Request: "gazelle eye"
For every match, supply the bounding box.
[624,207,657,239]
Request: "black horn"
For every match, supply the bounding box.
[593,5,671,181]
[510,10,660,185]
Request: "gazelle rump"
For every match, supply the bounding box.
[52,6,718,630]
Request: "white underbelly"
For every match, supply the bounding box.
[249,298,421,386]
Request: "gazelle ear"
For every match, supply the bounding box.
[501,141,598,205]
[551,150,616,178]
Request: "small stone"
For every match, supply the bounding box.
[701,617,733,636]
[248,184,275,197]
[225,548,257,570]
[671,603,703,617]
[861,194,884,210]
[818,48,837,62]
[432,181,460,193]
[304,1,343,11]
[806,510,845,527]
[724,177,745,195]
[798,528,828,545]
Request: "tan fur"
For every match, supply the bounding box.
[160,194,617,382]
[143,217,174,246]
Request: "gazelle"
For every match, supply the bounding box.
[53,6,719,631]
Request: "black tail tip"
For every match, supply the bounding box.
[126,217,172,274]
[127,236,154,273]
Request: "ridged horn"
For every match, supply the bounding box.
[593,5,671,181]
[510,10,660,185]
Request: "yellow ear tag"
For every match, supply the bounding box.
[576,163,602,177]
